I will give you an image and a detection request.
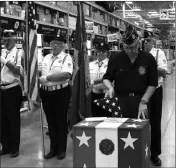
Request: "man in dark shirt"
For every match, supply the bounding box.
[103,25,158,119]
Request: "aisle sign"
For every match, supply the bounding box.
[107,33,119,42]
[160,9,175,20]
[0,16,25,31]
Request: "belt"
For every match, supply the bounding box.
[92,88,107,94]
[41,83,68,91]
[116,92,143,97]
[0,82,19,90]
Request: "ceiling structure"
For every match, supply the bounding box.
[113,1,175,39]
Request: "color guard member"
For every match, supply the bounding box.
[39,36,73,160]
[144,31,168,166]
[0,30,23,158]
[89,42,111,117]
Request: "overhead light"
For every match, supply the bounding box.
[134,21,139,26]
[126,1,133,4]
[148,11,157,14]
[133,8,141,11]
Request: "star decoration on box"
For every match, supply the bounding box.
[145,143,148,158]
[120,132,138,150]
[125,124,140,128]
[94,96,121,117]
[76,131,92,147]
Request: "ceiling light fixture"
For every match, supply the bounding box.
[126,1,133,4]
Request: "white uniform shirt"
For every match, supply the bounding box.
[89,58,108,93]
[41,51,73,86]
[150,48,168,86]
[1,46,22,84]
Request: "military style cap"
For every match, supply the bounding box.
[96,42,110,51]
[143,30,154,38]
[3,29,17,38]
[122,25,139,45]
[50,36,66,43]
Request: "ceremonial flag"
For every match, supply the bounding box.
[73,118,150,168]
[70,2,92,129]
[94,96,122,117]
[27,1,40,103]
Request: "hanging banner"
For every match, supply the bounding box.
[37,24,67,36]
[0,16,25,31]
[107,33,119,42]
[160,9,175,20]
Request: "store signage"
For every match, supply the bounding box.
[107,33,119,42]
[0,16,25,31]
[94,35,107,42]
[160,9,175,20]
[37,24,67,36]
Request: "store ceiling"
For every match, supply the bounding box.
[114,1,175,38]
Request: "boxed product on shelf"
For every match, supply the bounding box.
[68,2,73,13]
[9,4,22,17]
[83,4,90,17]
[36,6,45,14]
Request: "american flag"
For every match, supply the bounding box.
[27,1,40,102]
[94,96,122,117]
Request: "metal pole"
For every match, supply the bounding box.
[39,103,46,157]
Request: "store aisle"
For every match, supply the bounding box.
[1,71,175,168]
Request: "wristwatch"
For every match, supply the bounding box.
[140,100,148,105]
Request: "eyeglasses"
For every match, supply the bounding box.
[50,41,63,47]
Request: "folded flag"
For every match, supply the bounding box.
[94,96,122,117]
[73,118,150,168]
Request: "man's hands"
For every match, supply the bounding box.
[0,57,8,64]
[39,76,47,84]
[105,87,115,98]
[138,102,148,119]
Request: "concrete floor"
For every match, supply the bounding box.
[1,71,175,168]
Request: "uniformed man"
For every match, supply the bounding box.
[103,25,158,119]
[39,36,73,160]
[0,30,23,158]
[144,31,168,166]
[89,42,111,117]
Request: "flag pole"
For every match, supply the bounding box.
[39,103,46,157]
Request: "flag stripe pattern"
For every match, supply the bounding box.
[73,118,150,168]
[28,2,39,102]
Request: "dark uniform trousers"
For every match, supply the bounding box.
[40,85,71,154]
[91,91,112,117]
[0,85,22,153]
[114,93,151,119]
[150,86,163,157]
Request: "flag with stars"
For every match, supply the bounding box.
[27,2,40,103]
[73,118,150,168]
[94,96,122,117]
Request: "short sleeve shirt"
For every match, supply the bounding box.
[103,50,158,94]
[150,48,168,84]
[41,51,73,86]
[1,46,22,84]
[89,58,108,91]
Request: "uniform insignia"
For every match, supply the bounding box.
[163,59,167,64]
[104,65,107,68]
[58,60,62,63]
[138,66,146,75]
[132,34,135,39]
[68,63,71,67]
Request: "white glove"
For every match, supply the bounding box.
[0,57,8,64]
[39,76,47,84]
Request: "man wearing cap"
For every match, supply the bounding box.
[144,31,168,166]
[39,36,73,160]
[103,25,158,119]
[89,42,111,117]
[0,30,23,157]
